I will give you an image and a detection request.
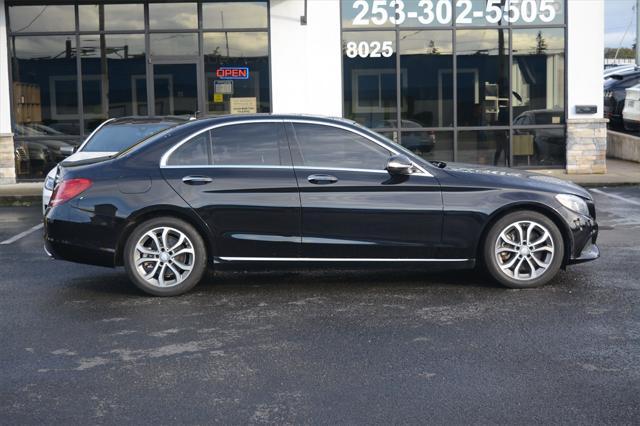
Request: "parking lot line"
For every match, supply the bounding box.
[0,223,44,245]
[591,189,640,207]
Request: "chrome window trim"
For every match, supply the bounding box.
[159,118,434,177]
[160,164,293,170]
[218,257,469,262]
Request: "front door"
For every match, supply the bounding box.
[160,121,301,259]
[286,121,443,260]
[151,62,200,116]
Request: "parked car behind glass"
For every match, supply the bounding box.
[604,69,640,129]
[622,84,640,132]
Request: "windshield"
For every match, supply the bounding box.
[83,123,177,152]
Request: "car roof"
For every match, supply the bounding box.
[105,115,192,125]
[175,113,358,129]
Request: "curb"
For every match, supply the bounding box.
[0,196,41,207]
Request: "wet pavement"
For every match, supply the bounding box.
[1,187,639,424]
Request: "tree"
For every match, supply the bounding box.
[534,31,548,55]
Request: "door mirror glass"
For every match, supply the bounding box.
[386,154,414,175]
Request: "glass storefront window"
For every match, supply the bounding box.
[11,36,80,136]
[150,33,199,56]
[8,5,75,33]
[343,31,397,129]
[149,2,198,30]
[512,28,564,124]
[512,128,565,167]
[458,129,510,166]
[400,30,453,128]
[204,32,270,114]
[104,4,144,31]
[202,1,268,29]
[80,34,148,132]
[401,131,453,162]
[79,5,100,32]
[456,29,510,127]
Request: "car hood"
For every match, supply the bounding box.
[440,162,592,200]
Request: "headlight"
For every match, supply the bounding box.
[44,175,56,191]
[555,194,589,216]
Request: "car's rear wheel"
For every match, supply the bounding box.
[124,217,207,296]
[483,210,564,289]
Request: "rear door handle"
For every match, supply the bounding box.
[307,174,338,185]
[182,175,213,185]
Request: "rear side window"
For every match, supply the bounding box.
[211,123,283,166]
[83,123,176,152]
[292,123,391,170]
[167,132,211,166]
[165,122,285,167]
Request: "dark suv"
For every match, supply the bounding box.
[604,68,640,130]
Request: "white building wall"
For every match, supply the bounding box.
[0,0,11,135]
[269,0,342,117]
[567,0,604,119]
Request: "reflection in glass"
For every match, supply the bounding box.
[456,29,510,126]
[104,4,144,31]
[343,31,397,128]
[401,131,453,162]
[154,64,199,116]
[150,33,199,56]
[8,5,75,33]
[458,130,510,166]
[512,128,565,167]
[11,36,79,135]
[80,34,147,132]
[204,32,270,114]
[341,0,395,29]
[203,1,268,29]
[149,3,198,29]
[79,5,100,31]
[400,30,453,127]
[512,28,564,124]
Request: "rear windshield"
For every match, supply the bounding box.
[83,123,177,152]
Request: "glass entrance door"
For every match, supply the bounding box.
[152,63,199,116]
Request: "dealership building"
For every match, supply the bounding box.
[0,0,604,183]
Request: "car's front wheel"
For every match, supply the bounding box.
[124,217,207,296]
[483,210,564,289]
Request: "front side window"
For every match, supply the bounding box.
[292,123,391,170]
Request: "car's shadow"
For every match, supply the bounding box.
[65,266,504,298]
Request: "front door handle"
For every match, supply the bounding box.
[307,174,338,185]
[182,175,213,185]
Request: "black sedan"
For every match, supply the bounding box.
[44,115,599,296]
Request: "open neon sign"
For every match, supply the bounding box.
[216,67,250,80]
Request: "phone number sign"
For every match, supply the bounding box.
[343,0,563,27]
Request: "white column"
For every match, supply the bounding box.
[0,0,16,184]
[269,0,342,117]
[567,0,604,119]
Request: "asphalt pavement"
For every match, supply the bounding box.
[1,187,639,424]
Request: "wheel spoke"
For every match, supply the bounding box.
[532,245,553,254]
[136,244,159,256]
[514,223,525,244]
[499,232,518,247]
[524,257,537,278]
[530,230,550,246]
[172,248,194,258]
[169,233,185,251]
[497,247,518,254]
[158,264,167,287]
[143,261,161,281]
[167,263,182,282]
[147,231,162,252]
[171,259,193,272]
[161,228,170,251]
[530,254,551,269]
[136,257,159,267]
[514,257,526,279]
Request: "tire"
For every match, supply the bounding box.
[124,216,207,296]
[483,210,564,289]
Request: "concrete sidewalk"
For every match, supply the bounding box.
[0,159,638,205]
[531,158,640,187]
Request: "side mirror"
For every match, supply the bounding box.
[386,154,414,175]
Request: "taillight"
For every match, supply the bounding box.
[49,178,92,207]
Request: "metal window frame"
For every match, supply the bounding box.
[5,0,272,143]
[339,0,568,169]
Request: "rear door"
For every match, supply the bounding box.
[286,121,443,260]
[161,120,300,259]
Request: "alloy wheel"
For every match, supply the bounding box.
[133,226,195,288]
[494,220,555,281]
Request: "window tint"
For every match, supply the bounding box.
[292,123,391,170]
[84,123,175,152]
[211,123,282,166]
[167,132,211,166]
